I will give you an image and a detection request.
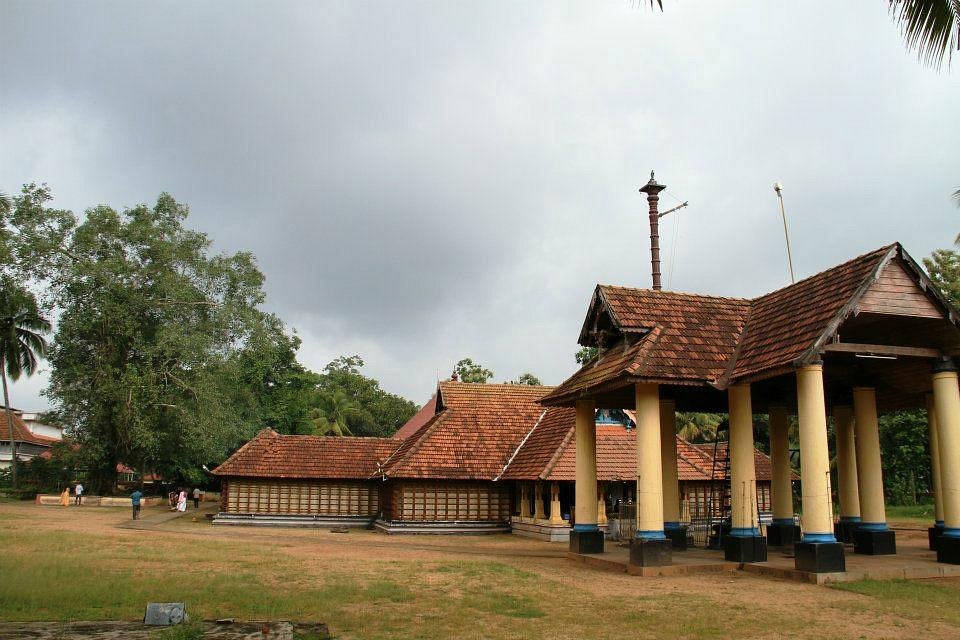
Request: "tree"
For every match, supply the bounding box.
[315,355,417,437]
[7,186,282,490]
[574,346,598,365]
[888,0,960,69]
[0,284,50,488]
[924,245,960,306]
[675,412,723,443]
[310,389,358,436]
[454,358,493,384]
[509,372,542,385]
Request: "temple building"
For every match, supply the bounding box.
[212,381,778,539]
[545,241,960,573]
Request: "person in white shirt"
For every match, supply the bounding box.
[192,487,201,509]
[74,483,84,506]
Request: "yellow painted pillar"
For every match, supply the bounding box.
[926,394,945,528]
[796,365,836,541]
[574,399,599,530]
[728,384,760,535]
[768,406,794,525]
[833,405,861,524]
[534,482,545,520]
[932,366,960,539]
[660,399,681,532]
[549,481,564,525]
[597,483,608,526]
[635,383,666,539]
[853,387,888,531]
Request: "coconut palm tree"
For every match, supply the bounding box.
[310,390,358,437]
[0,286,51,488]
[889,0,959,69]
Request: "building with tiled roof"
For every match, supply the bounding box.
[0,408,62,469]
[212,383,782,538]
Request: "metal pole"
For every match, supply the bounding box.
[774,182,795,284]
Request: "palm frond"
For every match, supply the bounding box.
[889,0,960,70]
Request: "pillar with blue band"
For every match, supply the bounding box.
[659,399,687,549]
[628,382,672,567]
[723,384,767,562]
[569,399,604,554]
[852,387,896,555]
[926,394,946,551]
[833,405,861,544]
[932,361,960,563]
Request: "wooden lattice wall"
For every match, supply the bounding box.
[223,478,380,516]
[384,480,512,522]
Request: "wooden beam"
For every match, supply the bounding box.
[822,342,941,358]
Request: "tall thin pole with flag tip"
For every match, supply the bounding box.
[774,182,795,284]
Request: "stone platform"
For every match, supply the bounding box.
[567,531,960,584]
[0,620,330,639]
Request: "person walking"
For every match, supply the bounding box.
[131,488,143,520]
[59,485,70,507]
[176,488,187,512]
[192,487,201,509]
[74,482,84,506]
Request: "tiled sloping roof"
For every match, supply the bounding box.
[600,287,751,382]
[691,442,787,481]
[544,244,902,404]
[539,327,663,405]
[381,381,554,480]
[0,410,59,447]
[498,407,575,480]
[729,245,895,381]
[393,394,437,440]
[211,429,401,479]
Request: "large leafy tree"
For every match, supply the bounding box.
[454,358,493,384]
[7,185,284,490]
[0,283,50,488]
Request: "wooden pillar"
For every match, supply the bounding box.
[833,405,861,523]
[519,483,529,521]
[768,406,794,524]
[534,482,545,520]
[796,364,835,541]
[853,387,888,530]
[927,394,945,527]
[574,399,598,529]
[635,383,665,539]
[660,399,681,529]
[728,384,760,535]
[549,481,564,525]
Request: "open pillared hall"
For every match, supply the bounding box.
[213,242,960,575]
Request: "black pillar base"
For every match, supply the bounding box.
[929,526,943,551]
[724,534,768,563]
[767,523,801,547]
[569,528,605,554]
[936,535,960,565]
[834,520,860,544]
[629,537,672,567]
[794,541,846,573]
[853,528,896,555]
[665,526,688,550]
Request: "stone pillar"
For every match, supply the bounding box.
[794,364,845,573]
[932,360,960,564]
[852,387,896,555]
[926,394,945,550]
[570,399,603,553]
[833,405,861,543]
[549,482,564,525]
[767,406,799,547]
[534,482,545,520]
[725,384,767,562]
[659,399,686,549]
[629,382,671,567]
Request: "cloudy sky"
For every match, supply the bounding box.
[1,1,958,411]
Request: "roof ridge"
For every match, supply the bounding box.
[495,410,547,481]
[598,284,751,303]
[380,411,448,478]
[541,423,577,480]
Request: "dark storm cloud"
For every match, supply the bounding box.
[2,1,958,408]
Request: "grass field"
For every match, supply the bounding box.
[1,502,959,639]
